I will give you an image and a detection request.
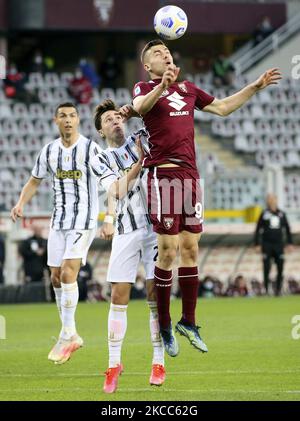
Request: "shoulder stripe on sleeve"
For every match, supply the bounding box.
[58,147,66,229]
[70,146,80,230]
[84,139,92,230]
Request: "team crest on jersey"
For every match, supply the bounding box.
[160,89,170,97]
[163,217,174,230]
[178,83,187,93]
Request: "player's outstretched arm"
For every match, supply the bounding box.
[133,65,180,116]
[203,68,282,117]
[10,176,42,222]
[118,104,141,121]
[99,194,116,241]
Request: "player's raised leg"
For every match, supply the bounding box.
[146,280,166,386]
[175,231,208,353]
[103,282,130,393]
[155,233,179,357]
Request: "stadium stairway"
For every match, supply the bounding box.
[197,133,245,170]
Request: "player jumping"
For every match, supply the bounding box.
[91,100,165,393]
[132,39,281,356]
[11,102,102,364]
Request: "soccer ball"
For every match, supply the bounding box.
[154,5,188,41]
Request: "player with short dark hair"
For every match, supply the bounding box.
[11,102,102,364]
[91,99,165,393]
[133,39,281,357]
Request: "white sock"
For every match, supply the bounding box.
[60,282,79,340]
[108,303,128,368]
[148,301,164,366]
[53,287,62,322]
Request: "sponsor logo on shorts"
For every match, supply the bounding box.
[163,217,174,230]
[56,169,83,179]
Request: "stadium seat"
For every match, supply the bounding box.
[29,103,45,119]
[44,72,61,89]
[115,88,131,106]
[12,103,28,119]
[0,104,13,118]
[100,88,115,102]
[60,72,74,87]
[27,72,44,89]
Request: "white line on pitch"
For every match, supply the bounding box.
[1,369,299,378]
[0,388,300,394]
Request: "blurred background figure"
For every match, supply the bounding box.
[254,194,293,296]
[79,58,101,89]
[69,68,93,104]
[253,16,274,46]
[212,54,235,87]
[30,49,54,73]
[199,276,215,298]
[225,275,249,297]
[0,234,5,284]
[18,224,47,283]
[77,261,93,301]
[3,63,31,103]
[100,53,121,88]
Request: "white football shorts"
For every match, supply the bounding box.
[47,227,97,267]
[107,225,157,283]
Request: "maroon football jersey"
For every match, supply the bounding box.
[132,79,214,169]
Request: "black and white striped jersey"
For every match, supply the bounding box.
[32,134,102,230]
[90,130,151,235]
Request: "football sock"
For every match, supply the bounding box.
[178,267,199,326]
[154,267,173,329]
[60,282,79,340]
[53,287,62,322]
[108,304,128,368]
[148,301,165,366]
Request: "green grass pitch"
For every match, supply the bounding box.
[0,296,300,401]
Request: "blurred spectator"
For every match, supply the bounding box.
[253,16,274,46]
[213,278,224,297]
[100,53,121,88]
[250,278,264,296]
[199,276,215,298]
[225,275,249,297]
[87,281,107,302]
[0,234,5,284]
[69,68,93,104]
[212,54,235,87]
[78,261,93,301]
[19,225,47,283]
[130,274,146,299]
[193,53,210,74]
[79,58,100,88]
[3,64,32,103]
[30,49,55,73]
[287,277,300,295]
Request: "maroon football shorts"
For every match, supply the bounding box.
[147,166,203,235]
